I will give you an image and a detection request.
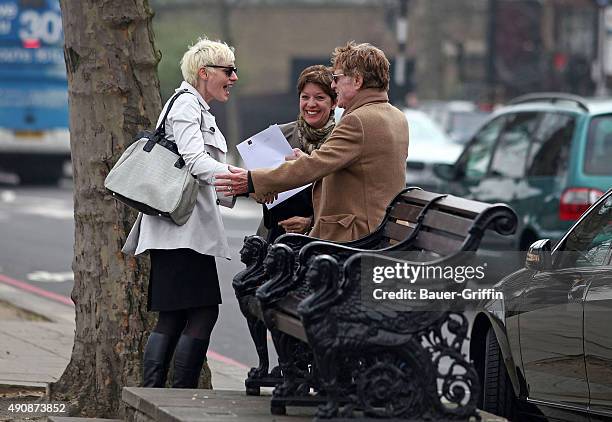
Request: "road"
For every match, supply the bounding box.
[0,179,274,369]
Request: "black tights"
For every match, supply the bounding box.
[153,305,219,340]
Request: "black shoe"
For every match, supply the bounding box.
[142,332,178,387]
[171,335,209,388]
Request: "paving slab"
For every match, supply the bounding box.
[0,321,73,387]
[123,387,506,422]
[123,387,315,422]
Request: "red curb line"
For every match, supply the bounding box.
[0,273,73,306]
[207,350,249,369]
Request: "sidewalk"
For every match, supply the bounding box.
[0,278,246,394]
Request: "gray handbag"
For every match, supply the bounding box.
[104,90,198,225]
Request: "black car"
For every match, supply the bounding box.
[470,188,612,421]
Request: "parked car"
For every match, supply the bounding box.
[470,188,612,421]
[336,107,462,192]
[404,108,463,192]
[420,100,489,144]
[435,93,612,251]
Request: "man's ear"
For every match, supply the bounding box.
[354,73,364,90]
[199,67,208,80]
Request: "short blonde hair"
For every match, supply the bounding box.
[331,41,390,91]
[180,37,235,85]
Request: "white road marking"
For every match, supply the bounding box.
[0,190,16,203]
[0,191,74,220]
[27,271,74,283]
[21,205,74,220]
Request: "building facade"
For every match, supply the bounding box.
[152,0,601,150]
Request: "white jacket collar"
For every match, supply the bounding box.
[178,81,210,111]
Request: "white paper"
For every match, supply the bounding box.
[236,124,310,209]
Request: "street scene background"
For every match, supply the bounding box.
[1,0,611,420]
[0,0,609,383]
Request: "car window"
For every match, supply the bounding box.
[489,112,539,178]
[461,115,506,180]
[527,112,575,177]
[556,195,612,268]
[585,115,612,175]
[404,110,451,144]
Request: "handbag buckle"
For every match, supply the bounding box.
[143,139,156,152]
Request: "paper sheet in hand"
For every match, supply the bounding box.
[236,124,310,209]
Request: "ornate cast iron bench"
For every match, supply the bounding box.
[235,189,517,419]
[232,187,431,395]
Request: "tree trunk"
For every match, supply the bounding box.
[51,0,160,417]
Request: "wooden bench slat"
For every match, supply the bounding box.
[402,190,490,217]
[383,220,415,242]
[389,202,422,222]
[421,210,473,237]
[412,230,464,256]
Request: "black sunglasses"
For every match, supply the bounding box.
[207,65,237,77]
[331,73,345,83]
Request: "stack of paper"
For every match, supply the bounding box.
[236,124,310,209]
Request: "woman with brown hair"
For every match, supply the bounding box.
[256,65,337,242]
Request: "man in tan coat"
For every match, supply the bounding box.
[216,42,409,241]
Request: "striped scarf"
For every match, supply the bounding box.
[296,113,335,154]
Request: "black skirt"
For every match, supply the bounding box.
[148,248,222,312]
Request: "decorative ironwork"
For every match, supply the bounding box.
[232,235,280,394]
[299,256,481,420]
[232,189,518,419]
[256,244,298,306]
[257,244,317,405]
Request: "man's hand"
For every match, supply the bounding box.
[214,165,248,196]
[278,216,312,234]
[251,192,278,204]
[285,148,306,161]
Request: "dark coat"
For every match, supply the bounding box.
[255,121,313,243]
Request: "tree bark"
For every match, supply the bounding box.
[52,0,160,416]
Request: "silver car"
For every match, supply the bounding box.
[404,108,463,191]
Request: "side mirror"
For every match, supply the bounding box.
[432,163,458,181]
[525,239,552,271]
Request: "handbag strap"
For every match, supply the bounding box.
[155,89,192,137]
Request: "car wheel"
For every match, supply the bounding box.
[482,326,517,420]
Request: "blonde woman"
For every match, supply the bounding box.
[123,37,238,388]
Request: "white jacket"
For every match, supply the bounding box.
[123,81,234,259]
